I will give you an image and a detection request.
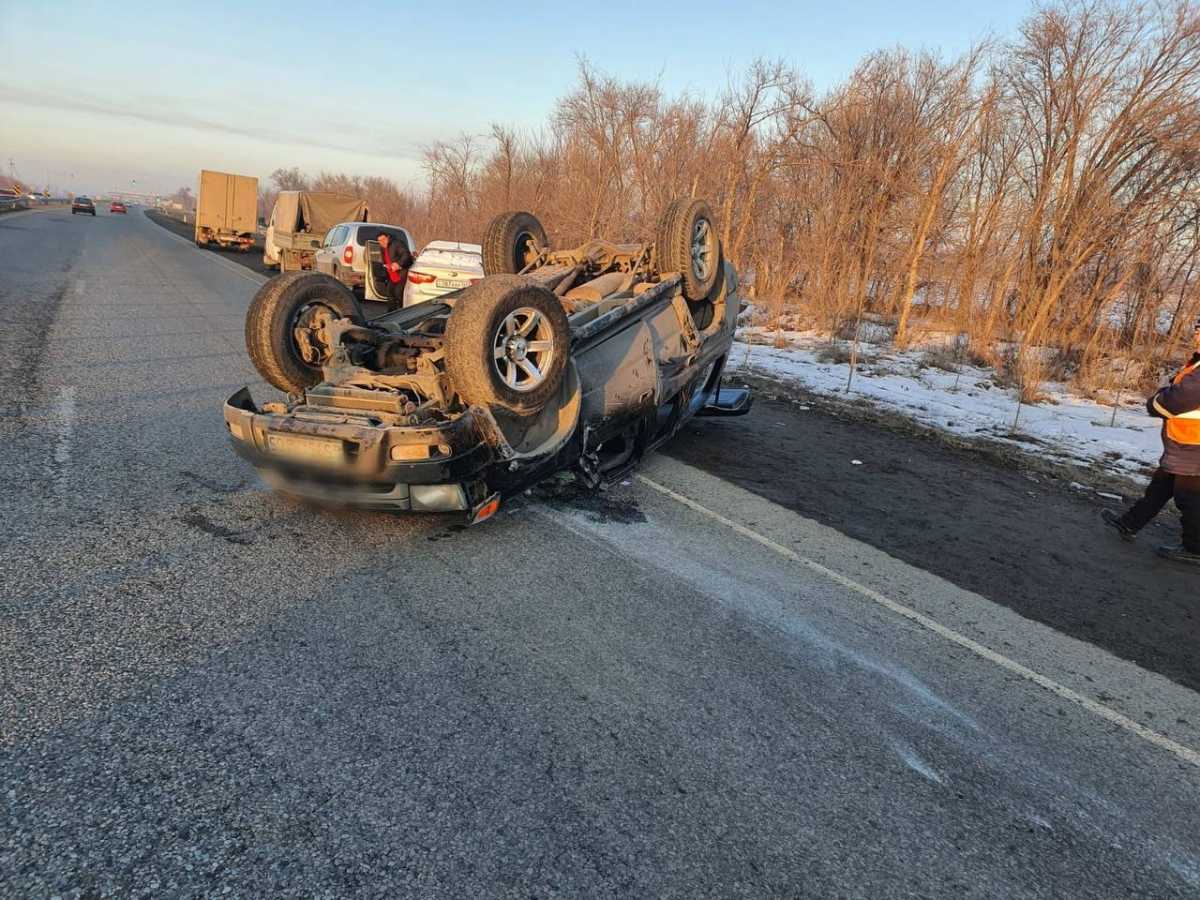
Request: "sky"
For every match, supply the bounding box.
[0,0,1032,197]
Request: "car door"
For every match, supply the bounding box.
[362,240,388,302]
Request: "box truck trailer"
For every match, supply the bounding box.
[195,170,258,251]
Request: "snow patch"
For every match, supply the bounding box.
[734,331,1161,480]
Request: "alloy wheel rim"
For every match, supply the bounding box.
[493,307,555,392]
[691,217,714,282]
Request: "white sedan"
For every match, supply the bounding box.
[402,241,484,307]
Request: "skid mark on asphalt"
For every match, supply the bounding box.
[888,738,944,785]
[1168,854,1200,889]
[636,474,1200,770]
[536,499,978,737]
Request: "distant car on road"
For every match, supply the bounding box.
[403,241,484,307]
[71,197,96,216]
[313,222,414,294]
[109,201,127,214]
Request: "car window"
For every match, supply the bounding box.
[355,226,409,250]
[324,225,349,247]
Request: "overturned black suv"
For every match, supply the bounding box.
[224,198,751,523]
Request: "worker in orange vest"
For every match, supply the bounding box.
[1104,318,1200,563]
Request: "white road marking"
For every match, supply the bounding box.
[50,386,76,497]
[636,473,1200,769]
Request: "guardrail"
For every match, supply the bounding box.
[0,197,70,213]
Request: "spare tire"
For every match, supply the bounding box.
[483,211,547,275]
[444,275,569,417]
[655,198,722,301]
[244,272,358,394]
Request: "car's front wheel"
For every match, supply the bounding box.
[444,275,569,417]
[244,273,359,395]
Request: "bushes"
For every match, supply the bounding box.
[277,0,1200,406]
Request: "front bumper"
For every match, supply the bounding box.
[223,388,496,512]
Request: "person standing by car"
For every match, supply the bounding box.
[1104,318,1200,563]
[376,233,413,310]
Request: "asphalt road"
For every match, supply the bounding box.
[4,206,1200,898]
[666,392,1200,694]
[143,208,273,276]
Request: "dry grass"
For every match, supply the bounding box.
[815,343,857,365]
[919,345,961,373]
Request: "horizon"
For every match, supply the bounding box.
[1,0,1030,197]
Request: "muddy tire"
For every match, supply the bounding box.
[655,198,722,302]
[482,211,547,275]
[444,275,569,416]
[244,272,358,395]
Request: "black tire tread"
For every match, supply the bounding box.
[444,275,568,416]
[244,272,356,395]
[483,212,547,275]
[655,198,721,302]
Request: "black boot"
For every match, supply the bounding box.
[1156,544,1200,565]
[1173,475,1200,557]
[1101,509,1136,542]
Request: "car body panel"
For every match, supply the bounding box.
[225,257,748,517]
[314,222,414,292]
[402,241,484,307]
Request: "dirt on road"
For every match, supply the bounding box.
[669,389,1199,694]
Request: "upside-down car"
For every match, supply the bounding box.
[224,198,751,523]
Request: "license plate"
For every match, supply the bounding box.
[435,278,470,290]
[266,433,344,464]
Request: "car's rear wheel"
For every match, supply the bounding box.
[482,212,547,275]
[655,198,722,302]
[244,272,358,395]
[444,275,569,417]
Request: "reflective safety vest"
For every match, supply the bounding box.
[1156,360,1200,446]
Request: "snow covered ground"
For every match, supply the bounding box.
[731,328,1162,481]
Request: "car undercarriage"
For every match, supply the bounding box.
[224,199,751,521]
